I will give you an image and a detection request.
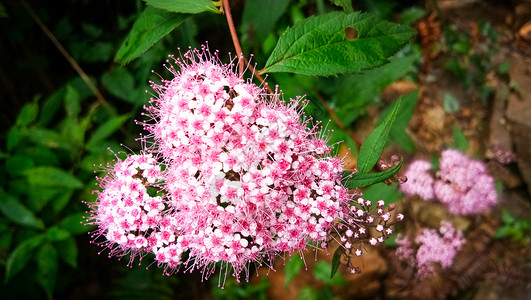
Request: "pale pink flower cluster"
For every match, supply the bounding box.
[396,221,465,277]
[400,149,497,215]
[90,47,388,282]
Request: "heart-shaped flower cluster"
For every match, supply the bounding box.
[89,48,355,281]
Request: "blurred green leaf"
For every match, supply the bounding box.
[0,192,45,230]
[284,254,303,286]
[5,155,35,176]
[59,212,91,235]
[86,114,132,150]
[38,87,64,128]
[5,233,46,282]
[241,0,289,45]
[144,0,219,14]
[46,226,71,242]
[313,261,346,286]
[357,98,401,173]
[115,6,190,64]
[56,236,78,268]
[6,128,23,151]
[296,286,319,300]
[65,84,81,119]
[36,243,58,299]
[330,0,354,13]
[24,166,83,189]
[377,89,418,152]
[51,189,74,214]
[399,6,426,25]
[452,126,468,152]
[15,99,39,127]
[330,246,342,279]
[262,11,416,76]
[348,159,402,188]
[101,67,136,101]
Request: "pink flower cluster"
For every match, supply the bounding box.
[89,47,383,282]
[396,221,465,277]
[400,149,497,215]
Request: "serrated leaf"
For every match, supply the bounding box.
[86,114,132,150]
[36,243,58,299]
[144,0,219,14]
[25,166,83,189]
[357,98,401,173]
[0,192,45,230]
[262,11,416,76]
[330,246,342,279]
[348,159,402,188]
[115,6,190,64]
[56,236,78,268]
[241,0,289,45]
[5,234,46,282]
[284,254,303,286]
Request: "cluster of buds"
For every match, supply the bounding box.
[87,46,401,284]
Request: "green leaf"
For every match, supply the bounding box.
[400,7,427,25]
[313,261,346,286]
[296,286,319,300]
[330,246,342,279]
[101,67,136,102]
[24,166,83,189]
[15,99,39,127]
[56,236,78,268]
[115,6,190,64]
[59,212,92,235]
[357,98,401,173]
[5,233,46,282]
[86,114,132,150]
[36,243,58,299]
[348,159,402,188]
[144,0,219,14]
[330,0,354,13]
[262,11,416,76]
[64,84,81,118]
[241,0,290,45]
[284,254,304,286]
[361,182,402,204]
[377,89,418,152]
[0,192,45,230]
[452,126,468,152]
[5,155,35,176]
[46,226,71,242]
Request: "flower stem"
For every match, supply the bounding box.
[222,0,244,77]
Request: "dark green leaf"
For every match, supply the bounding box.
[51,189,74,214]
[38,88,64,127]
[357,98,401,173]
[59,212,92,235]
[15,99,39,127]
[46,226,71,242]
[284,254,304,286]
[377,89,418,152]
[101,67,136,101]
[5,233,46,282]
[144,0,219,14]
[36,243,58,298]
[0,192,45,230]
[56,236,78,268]
[7,128,23,151]
[330,246,342,279]
[241,0,289,45]
[86,114,132,150]
[24,166,83,189]
[348,159,402,188]
[452,126,468,152]
[313,261,346,286]
[115,6,190,64]
[262,11,417,76]
[5,155,35,176]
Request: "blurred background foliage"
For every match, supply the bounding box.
[1,0,529,299]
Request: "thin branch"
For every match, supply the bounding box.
[222,0,244,77]
[21,0,108,107]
